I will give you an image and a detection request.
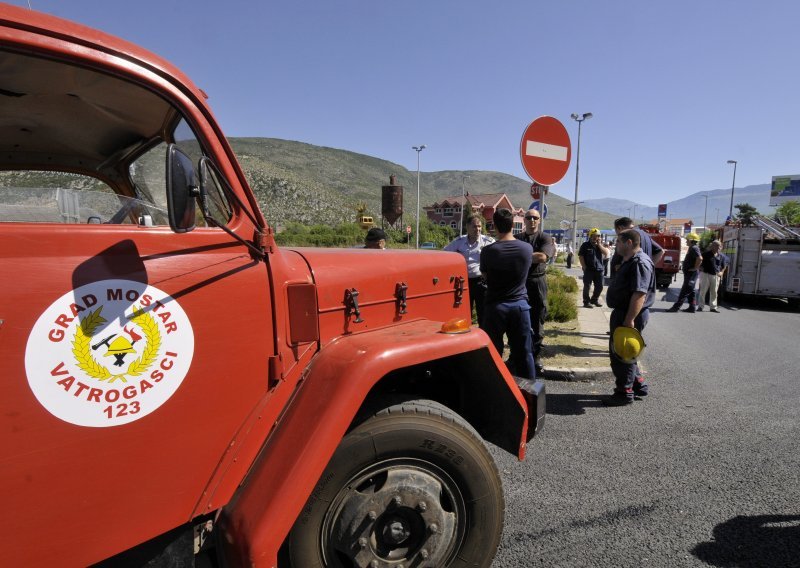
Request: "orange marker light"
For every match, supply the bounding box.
[440,318,472,334]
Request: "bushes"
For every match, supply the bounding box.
[546,267,578,322]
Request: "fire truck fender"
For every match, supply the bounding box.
[220,318,530,566]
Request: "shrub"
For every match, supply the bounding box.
[545,267,578,322]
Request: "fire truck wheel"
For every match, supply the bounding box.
[286,399,504,568]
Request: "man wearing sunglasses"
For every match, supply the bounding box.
[515,208,556,375]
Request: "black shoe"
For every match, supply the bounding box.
[667,305,680,312]
[682,307,696,313]
[633,390,648,400]
[535,364,545,375]
[696,306,703,312]
[584,302,594,308]
[591,299,603,307]
[602,395,634,407]
[710,308,719,313]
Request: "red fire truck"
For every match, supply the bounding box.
[639,224,682,288]
[0,5,544,567]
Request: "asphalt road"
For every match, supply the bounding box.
[490,286,800,567]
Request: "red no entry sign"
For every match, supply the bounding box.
[520,116,571,186]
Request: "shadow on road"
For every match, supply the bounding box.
[546,393,606,416]
[691,514,800,568]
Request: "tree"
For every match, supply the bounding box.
[775,200,800,226]
[734,203,759,225]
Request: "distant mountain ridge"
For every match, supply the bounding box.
[583,184,774,227]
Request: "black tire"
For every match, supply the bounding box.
[286,399,504,568]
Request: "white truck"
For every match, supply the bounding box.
[721,216,800,308]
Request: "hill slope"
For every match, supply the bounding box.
[230,138,619,230]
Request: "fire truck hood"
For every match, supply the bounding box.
[286,247,471,343]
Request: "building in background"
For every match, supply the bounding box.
[425,193,525,235]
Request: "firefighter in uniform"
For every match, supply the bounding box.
[603,229,655,406]
[668,232,702,313]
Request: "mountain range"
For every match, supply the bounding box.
[230,138,773,231]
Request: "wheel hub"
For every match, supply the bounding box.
[325,464,459,567]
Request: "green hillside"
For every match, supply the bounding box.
[230,138,619,231]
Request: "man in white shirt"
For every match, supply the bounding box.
[444,214,495,325]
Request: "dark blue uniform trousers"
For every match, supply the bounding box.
[481,299,536,380]
[609,308,649,400]
[674,270,699,308]
[582,269,604,304]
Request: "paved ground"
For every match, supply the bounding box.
[490,272,800,568]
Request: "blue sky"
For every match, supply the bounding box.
[10,0,800,205]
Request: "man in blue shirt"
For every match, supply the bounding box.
[444,215,494,325]
[578,228,610,308]
[603,229,655,406]
[610,217,664,276]
[480,208,536,380]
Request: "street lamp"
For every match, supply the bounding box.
[412,145,426,248]
[715,208,720,225]
[460,175,470,236]
[570,112,592,251]
[727,159,737,220]
[703,194,709,230]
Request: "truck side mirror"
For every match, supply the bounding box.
[166,143,199,233]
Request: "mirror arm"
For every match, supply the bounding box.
[206,215,266,259]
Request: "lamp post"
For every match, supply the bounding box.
[570,112,592,251]
[703,194,709,230]
[460,175,470,236]
[715,208,720,225]
[727,159,737,220]
[412,145,426,248]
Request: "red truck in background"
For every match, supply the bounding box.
[0,4,544,567]
[639,224,681,288]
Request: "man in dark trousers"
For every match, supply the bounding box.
[515,207,556,374]
[604,229,655,406]
[610,216,664,276]
[480,208,536,380]
[668,232,702,313]
[579,228,610,308]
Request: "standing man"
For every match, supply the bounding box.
[515,208,556,374]
[579,228,610,308]
[697,240,724,313]
[480,208,536,380]
[610,217,664,276]
[566,241,574,269]
[604,229,655,406]
[667,233,702,313]
[444,214,494,325]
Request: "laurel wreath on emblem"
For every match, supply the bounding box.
[72,306,162,384]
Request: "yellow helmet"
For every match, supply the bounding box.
[103,336,135,356]
[612,327,645,364]
[589,228,601,237]
[685,232,700,242]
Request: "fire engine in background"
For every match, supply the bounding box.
[719,216,800,308]
[638,224,682,289]
[0,5,545,567]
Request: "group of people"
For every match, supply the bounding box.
[444,208,554,381]
[667,234,728,313]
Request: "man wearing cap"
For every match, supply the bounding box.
[364,227,387,249]
[444,215,494,325]
[515,207,556,374]
[604,229,655,406]
[578,228,610,308]
[667,233,702,312]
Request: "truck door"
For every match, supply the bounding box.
[0,54,275,564]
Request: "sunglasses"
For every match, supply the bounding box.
[524,215,540,220]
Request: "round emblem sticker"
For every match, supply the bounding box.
[25,280,194,427]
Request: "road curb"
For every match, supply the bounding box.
[541,366,614,382]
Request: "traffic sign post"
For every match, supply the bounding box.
[520,116,572,186]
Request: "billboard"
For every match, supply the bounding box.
[770,175,800,206]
